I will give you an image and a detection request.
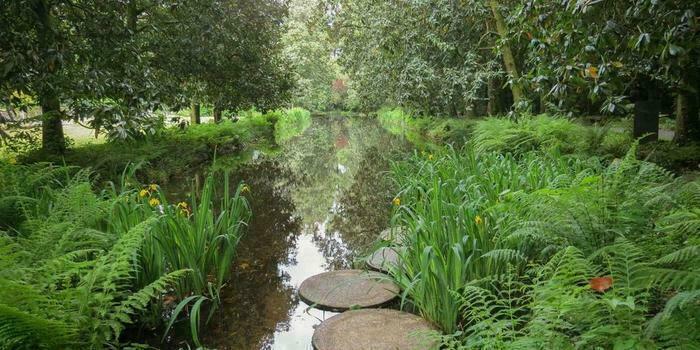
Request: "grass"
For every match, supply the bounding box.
[19,109,288,186]
[386,115,700,348]
[0,162,252,348]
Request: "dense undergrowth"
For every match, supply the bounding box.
[18,108,312,186]
[0,162,250,348]
[377,108,474,148]
[387,114,700,349]
[274,107,312,143]
[0,107,317,349]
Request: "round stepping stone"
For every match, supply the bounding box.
[378,226,408,244]
[312,309,438,350]
[366,246,404,273]
[298,270,399,312]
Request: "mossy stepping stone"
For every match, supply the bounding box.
[298,270,399,312]
[366,246,404,273]
[312,309,438,350]
[378,226,408,244]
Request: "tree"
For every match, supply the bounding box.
[515,0,700,141]
[336,0,526,116]
[1,0,293,152]
[282,0,341,111]
[153,0,292,124]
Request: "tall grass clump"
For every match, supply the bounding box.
[274,107,312,143]
[0,163,251,348]
[388,116,700,348]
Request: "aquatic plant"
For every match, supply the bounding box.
[0,163,251,348]
[389,116,700,347]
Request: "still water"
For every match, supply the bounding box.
[186,115,410,349]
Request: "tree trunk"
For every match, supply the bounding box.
[488,0,525,107]
[487,77,498,116]
[190,101,200,124]
[675,72,700,142]
[674,91,688,144]
[40,92,65,154]
[213,105,222,123]
[633,100,659,142]
[34,0,65,153]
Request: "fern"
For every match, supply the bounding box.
[0,304,77,350]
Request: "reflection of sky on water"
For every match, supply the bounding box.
[271,219,347,349]
[191,115,410,350]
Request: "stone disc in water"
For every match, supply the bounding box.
[298,270,399,312]
[312,309,438,350]
[366,246,404,273]
[378,226,408,244]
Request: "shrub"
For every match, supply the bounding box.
[274,107,312,143]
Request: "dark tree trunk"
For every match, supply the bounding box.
[40,92,65,154]
[487,77,499,116]
[35,0,65,153]
[190,101,201,124]
[634,100,659,142]
[674,74,700,143]
[674,91,689,144]
[631,78,660,142]
[213,105,222,123]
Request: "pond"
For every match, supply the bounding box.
[160,115,411,349]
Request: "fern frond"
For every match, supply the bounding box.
[0,303,77,350]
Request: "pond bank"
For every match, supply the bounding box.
[142,114,412,349]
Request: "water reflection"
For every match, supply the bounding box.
[200,115,410,349]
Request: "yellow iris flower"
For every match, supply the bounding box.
[475,215,483,225]
[149,198,161,207]
[139,189,149,198]
[392,197,401,206]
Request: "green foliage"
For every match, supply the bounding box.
[377,108,475,147]
[389,116,700,348]
[336,0,498,114]
[275,107,312,143]
[0,163,251,348]
[28,113,279,186]
[472,115,590,155]
[282,0,349,111]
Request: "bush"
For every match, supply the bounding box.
[274,107,312,143]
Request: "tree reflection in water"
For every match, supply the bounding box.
[199,115,410,349]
